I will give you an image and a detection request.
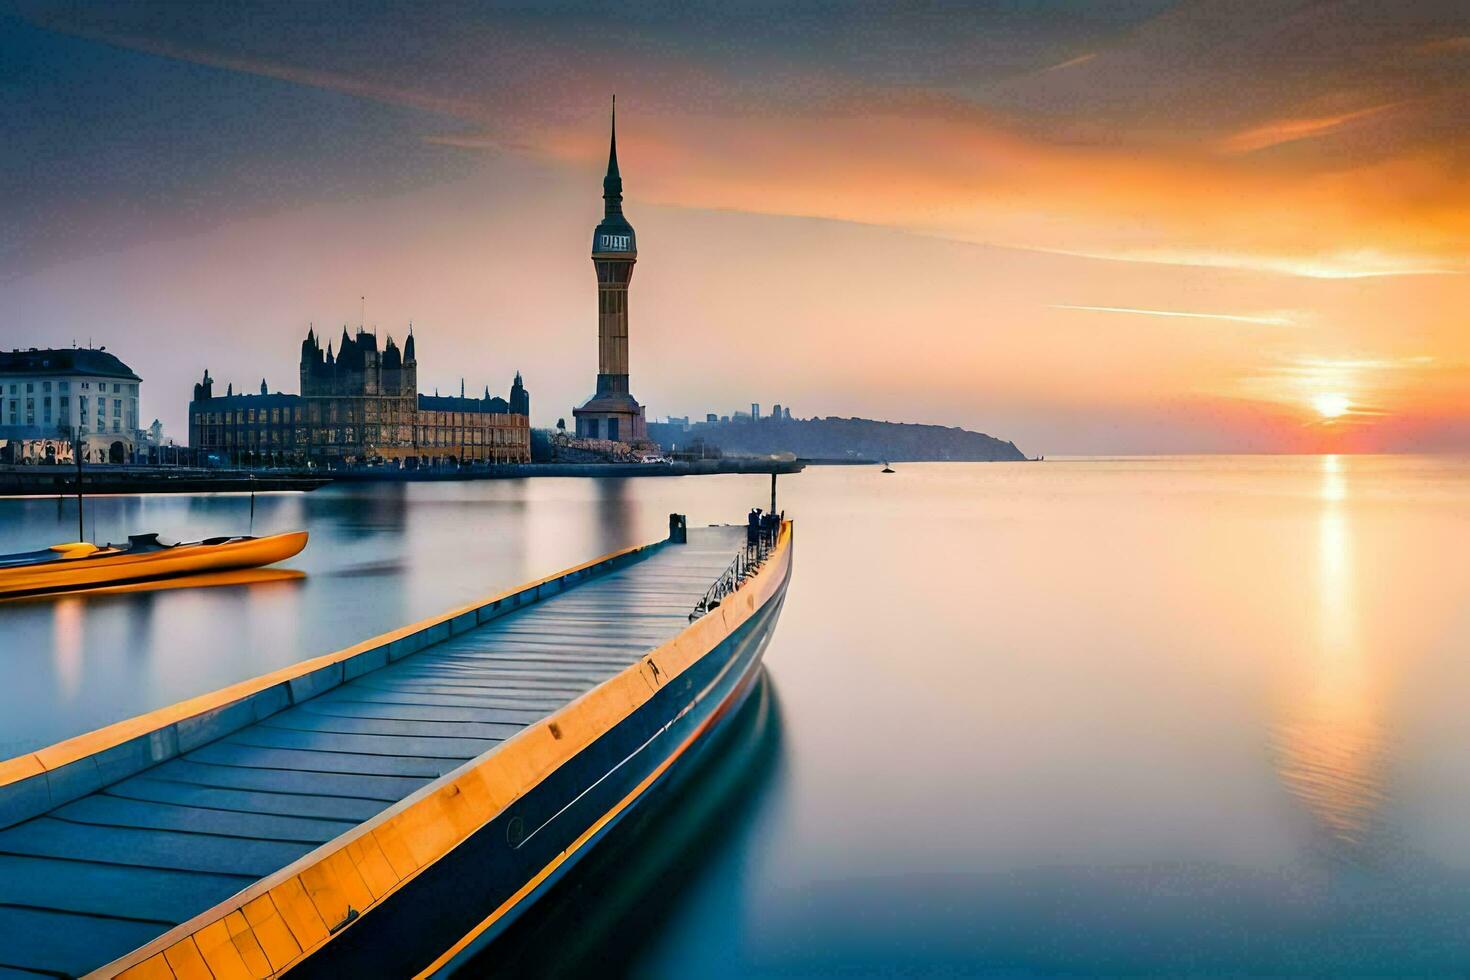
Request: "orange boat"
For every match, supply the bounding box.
[0,530,308,598]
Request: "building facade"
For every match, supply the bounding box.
[0,347,143,463]
[572,101,649,445]
[188,328,530,466]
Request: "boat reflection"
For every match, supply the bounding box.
[469,670,787,976]
[1271,455,1386,862]
[0,567,306,604]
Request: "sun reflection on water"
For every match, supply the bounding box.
[1271,454,1386,858]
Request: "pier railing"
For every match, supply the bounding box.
[690,527,778,621]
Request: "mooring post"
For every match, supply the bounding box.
[770,471,777,514]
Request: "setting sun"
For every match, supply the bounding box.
[1314,393,1351,419]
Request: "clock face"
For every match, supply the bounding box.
[598,233,632,251]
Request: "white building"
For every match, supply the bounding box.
[0,346,143,463]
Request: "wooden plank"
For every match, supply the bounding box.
[379,665,615,685]
[0,818,313,878]
[259,711,523,742]
[295,701,548,726]
[351,680,593,699]
[225,727,498,761]
[106,778,387,823]
[415,651,649,669]
[146,759,428,802]
[193,742,452,779]
[319,686,569,707]
[0,853,246,924]
[0,966,63,979]
[53,795,356,845]
[0,907,166,977]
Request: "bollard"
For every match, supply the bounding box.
[668,512,688,544]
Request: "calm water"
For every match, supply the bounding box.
[3,457,1470,975]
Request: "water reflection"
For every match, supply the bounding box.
[52,596,83,701]
[311,483,410,536]
[470,672,787,977]
[1272,454,1386,860]
[6,459,1470,973]
[592,478,637,556]
[0,567,307,605]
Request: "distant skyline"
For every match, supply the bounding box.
[3,1,1468,454]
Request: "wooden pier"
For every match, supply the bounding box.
[0,520,792,977]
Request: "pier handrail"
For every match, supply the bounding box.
[690,526,777,620]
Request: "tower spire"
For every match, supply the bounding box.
[603,95,623,215]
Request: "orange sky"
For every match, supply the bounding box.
[5,1,1469,453]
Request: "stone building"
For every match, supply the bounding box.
[0,346,143,463]
[573,101,649,445]
[188,327,530,466]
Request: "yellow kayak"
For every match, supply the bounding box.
[0,530,308,598]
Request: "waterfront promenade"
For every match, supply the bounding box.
[0,460,803,496]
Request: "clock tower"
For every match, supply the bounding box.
[573,98,648,445]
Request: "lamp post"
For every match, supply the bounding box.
[71,426,84,541]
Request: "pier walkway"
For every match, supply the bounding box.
[0,526,746,978]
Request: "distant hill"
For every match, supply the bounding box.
[648,416,1026,462]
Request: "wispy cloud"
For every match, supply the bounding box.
[1217,103,1402,154]
[1052,304,1294,326]
[1419,36,1470,54]
[1019,244,1464,279]
[1042,52,1097,73]
[32,25,489,122]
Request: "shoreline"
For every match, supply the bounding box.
[0,459,806,496]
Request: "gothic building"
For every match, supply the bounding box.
[188,327,530,466]
[297,326,419,458]
[573,101,649,445]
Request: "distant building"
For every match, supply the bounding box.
[510,372,530,417]
[573,102,649,445]
[770,403,781,421]
[188,327,530,466]
[0,346,142,463]
[706,413,718,423]
[751,403,761,421]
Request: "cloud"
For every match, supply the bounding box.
[15,2,1470,282]
[1052,305,1294,326]
[1041,52,1097,73]
[1419,36,1470,54]
[42,28,489,122]
[1217,103,1403,155]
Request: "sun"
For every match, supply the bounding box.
[1313,393,1351,419]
